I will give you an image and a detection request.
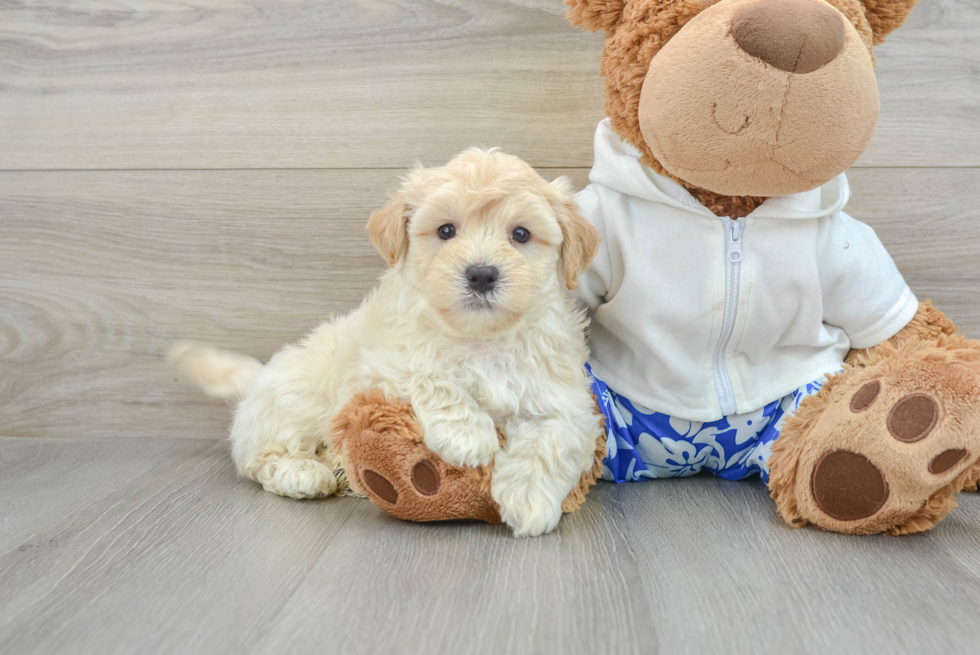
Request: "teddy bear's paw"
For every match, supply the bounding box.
[353,443,502,524]
[335,391,501,523]
[785,341,980,535]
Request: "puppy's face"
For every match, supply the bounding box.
[409,174,562,335]
[368,149,599,336]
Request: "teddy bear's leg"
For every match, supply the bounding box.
[330,389,501,523]
[769,303,980,535]
[330,389,607,525]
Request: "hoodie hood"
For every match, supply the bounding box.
[588,118,850,220]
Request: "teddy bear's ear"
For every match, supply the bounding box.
[860,0,920,45]
[565,0,626,32]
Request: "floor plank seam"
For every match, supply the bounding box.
[1,165,978,173]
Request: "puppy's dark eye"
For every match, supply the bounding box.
[512,227,531,243]
[437,224,456,240]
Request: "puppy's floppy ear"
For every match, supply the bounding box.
[859,0,920,45]
[550,177,600,289]
[367,194,409,267]
[565,0,625,32]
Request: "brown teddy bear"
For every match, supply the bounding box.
[334,0,980,536]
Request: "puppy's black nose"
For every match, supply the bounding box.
[466,265,498,294]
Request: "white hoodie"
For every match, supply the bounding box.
[574,119,918,422]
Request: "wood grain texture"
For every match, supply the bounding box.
[612,478,980,655]
[0,437,357,655]
[2,167,978,441]
[0,437,977,655]
[0,0,606,170]
[0,0,977,170]
[0,169,385,440]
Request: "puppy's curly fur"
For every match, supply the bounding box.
[172,149,603,537]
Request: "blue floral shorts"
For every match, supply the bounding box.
[587,363,828,485]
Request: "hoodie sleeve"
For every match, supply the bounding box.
[571,185,612,312]
[818,211,919,349]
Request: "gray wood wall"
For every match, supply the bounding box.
[2,0,978,440]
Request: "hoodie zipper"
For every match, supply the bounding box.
[712,217,744,417]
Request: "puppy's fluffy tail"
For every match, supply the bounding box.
[168,340,263,404]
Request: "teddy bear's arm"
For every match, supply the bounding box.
[845,300,958,365]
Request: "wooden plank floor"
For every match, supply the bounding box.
[1,437,978,655]
[2,0,980,653]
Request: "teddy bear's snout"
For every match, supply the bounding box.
[732,0,847,74]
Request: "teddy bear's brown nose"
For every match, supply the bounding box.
[732,0,847,74]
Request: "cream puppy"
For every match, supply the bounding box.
[173,149,602,537]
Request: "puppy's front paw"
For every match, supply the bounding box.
[256,456,338,499]
[424,413,499,468]
[492,482,564,538]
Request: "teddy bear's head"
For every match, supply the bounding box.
[568,0,918,207]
